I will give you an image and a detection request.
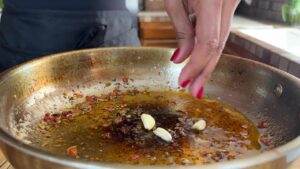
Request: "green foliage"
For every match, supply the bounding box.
[282,0,300,25]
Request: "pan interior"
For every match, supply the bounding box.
[26,88,264,165]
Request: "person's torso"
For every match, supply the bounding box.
[4,0,127,11]
[0,0,140,71]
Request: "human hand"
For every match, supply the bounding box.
[165,0,240,98]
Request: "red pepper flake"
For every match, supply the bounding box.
[86,95,98,104]
[111,89,121,97]
[257,120,268,129]
[66,146,78,158]
[260,135,272,146]
[131,154,140,160]
[61,111,73,119]
[43,113,60,123]
[43,113,51,122]
[122,76,129,84]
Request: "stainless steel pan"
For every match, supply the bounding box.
[0,47,299,169]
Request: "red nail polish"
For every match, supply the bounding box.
[180,80,190,88]
[196,87,204,99]
[170,48,180,61]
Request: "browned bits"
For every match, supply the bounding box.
[31,90,264,165]
[67,146,78,158]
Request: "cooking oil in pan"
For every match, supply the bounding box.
[29,90,264,165]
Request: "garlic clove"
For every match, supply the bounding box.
[153,127,173,142]
[141,114,156,130]
[192,119,206,131]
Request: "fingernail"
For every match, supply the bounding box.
[180,80,190,88]
[170,48,180,61]
[196,87,204,99]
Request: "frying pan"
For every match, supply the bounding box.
[0,47,299,169]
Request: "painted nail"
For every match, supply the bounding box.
[180,80,190,88]
[196,87,204,99]
[170,48,180,61]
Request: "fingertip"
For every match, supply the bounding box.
[188,76,205,99]
[170,48,180,61]
[196,87,204,99]
[172,40,194,63]
[189,85,204,99]
[180,80,191,88]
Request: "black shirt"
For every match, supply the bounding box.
[4,0,126,11]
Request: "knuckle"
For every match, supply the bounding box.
[205,39,220,53]
[208,39,219,49]
[202,38,226,55]
[176,31,194,41]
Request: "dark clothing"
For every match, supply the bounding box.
[5,0,126,11]
[0,1,140,71]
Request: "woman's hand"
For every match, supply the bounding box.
[165,0,240,98]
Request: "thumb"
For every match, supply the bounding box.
[165,0,194,63]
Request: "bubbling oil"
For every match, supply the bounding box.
[29,90,261,165]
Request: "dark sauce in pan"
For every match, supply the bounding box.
[29,90,266,165]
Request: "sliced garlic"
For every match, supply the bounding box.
[141,114,156,130]
[153,127,173,142]
[192,119,206,131]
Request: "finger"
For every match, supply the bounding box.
[178,44,212,88]
[219,0,241,48]
[189,52,221,98]
[178,0,223,88]
[165,0,194,63]
[189,0,240,98]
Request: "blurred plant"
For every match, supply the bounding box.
[282,0,300,25]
